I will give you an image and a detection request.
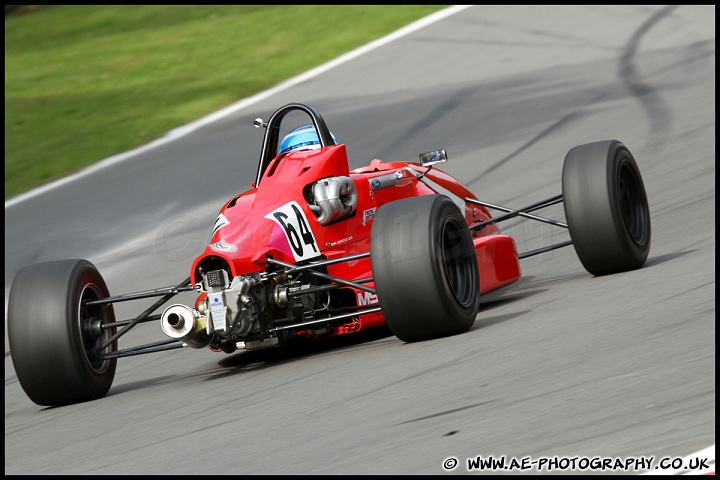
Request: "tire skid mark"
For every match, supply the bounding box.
[619,5,678,150]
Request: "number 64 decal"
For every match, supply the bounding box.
[265,201,320,261]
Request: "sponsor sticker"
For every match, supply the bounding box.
[357,291,379,306]
[209,239,238,253]
[328,236,353,247]
[362,207,376,226]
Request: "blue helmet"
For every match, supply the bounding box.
[278,124,336,154]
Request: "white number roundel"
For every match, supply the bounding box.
[265,201,320,261]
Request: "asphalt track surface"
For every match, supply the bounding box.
[4,5,715,475]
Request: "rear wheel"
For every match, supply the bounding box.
[562,140,651,276]
[8,259,117,406]
[370,194,479,343]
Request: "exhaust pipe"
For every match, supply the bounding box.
[161,304,211,349]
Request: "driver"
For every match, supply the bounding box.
[278,124,337,154]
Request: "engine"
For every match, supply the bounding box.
[161,267,333,352]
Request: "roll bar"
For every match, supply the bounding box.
[254,102,337,186]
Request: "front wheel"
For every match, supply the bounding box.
[8,259,117,406]
[562,140,651,276]
[370,194,480,343]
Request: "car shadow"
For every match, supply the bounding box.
[104,326,396,399]
[211,324,397,374]
[642,251,694,268]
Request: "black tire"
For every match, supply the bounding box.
[562,140,651,276]
[8,259,117,406]
[370,194,480,343]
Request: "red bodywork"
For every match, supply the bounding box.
[190,143,521,338]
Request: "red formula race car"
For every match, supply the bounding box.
[7,102,651,406]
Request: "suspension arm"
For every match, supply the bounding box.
[270,307,382,332]
[466,197,567,228]
[469,194,564,231]
[83,282,196,306]
[266,257,376,294]
[94,277,192,353]
[518,240,574,259]
[98,339,186,359]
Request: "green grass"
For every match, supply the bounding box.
[4,5,446,200]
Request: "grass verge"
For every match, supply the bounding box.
[5,5,446,199]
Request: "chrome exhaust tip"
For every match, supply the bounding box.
[160,304,211,348]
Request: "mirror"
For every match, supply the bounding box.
[419,149,447,166]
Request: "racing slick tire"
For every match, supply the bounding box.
[370,194,480,343]
[8,259,117,406]
[562,140,651,276]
